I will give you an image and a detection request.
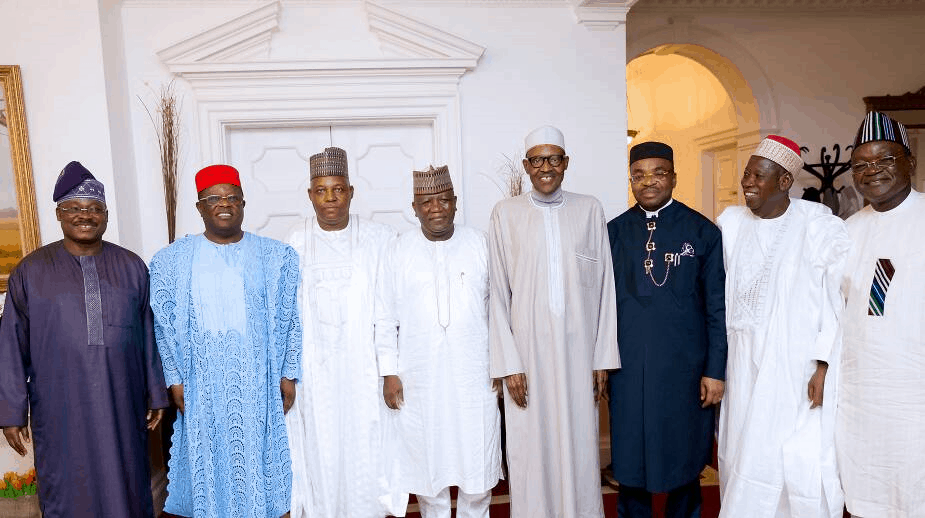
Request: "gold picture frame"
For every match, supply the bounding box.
[0,65,41,292]
[864,86,925,128]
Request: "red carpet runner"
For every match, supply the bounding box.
[395,468,722,518]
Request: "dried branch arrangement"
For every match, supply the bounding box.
[139,82,181,243]
[497,153,525,198]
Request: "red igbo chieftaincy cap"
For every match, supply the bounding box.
[195,164,241,192]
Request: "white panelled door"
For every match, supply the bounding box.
[225,123,435,242]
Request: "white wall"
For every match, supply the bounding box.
[409,5,629,228]
[118,2,630,260]
[0,0,123,244]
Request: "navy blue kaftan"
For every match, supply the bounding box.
[0,241,169,517]
[607,201,727,492]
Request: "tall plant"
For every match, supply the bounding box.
[140,83,181,243]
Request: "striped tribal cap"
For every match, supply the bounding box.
[310,147,349,180]
[413,165,453,195]
[854,111,911,153]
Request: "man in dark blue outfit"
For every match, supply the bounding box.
[0,162,168,517]
[607,142,727,518]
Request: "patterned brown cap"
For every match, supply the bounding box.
[309,147,349,180]
[413,165,453,195]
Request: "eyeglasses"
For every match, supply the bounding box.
[198,194,243,206]
[851,155,901,175]
[629,170,673,184]
[527,155,565,168]
[57,206,107,215]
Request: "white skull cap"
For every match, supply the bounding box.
[525,125,565,152]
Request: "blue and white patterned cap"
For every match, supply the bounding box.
[854,111,911,154]
[57,178,106,205]
[53,161,106,205]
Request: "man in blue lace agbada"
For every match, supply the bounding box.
[150,164,302,518]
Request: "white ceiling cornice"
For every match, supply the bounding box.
[125,0,574,6]
[573,0,639,30]
[156,1,280,63]
[630,0,925,12]
[124,0,924,7]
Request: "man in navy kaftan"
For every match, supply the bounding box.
[0,162,169,518]
[607,142,727,518]
[150,164,301,518]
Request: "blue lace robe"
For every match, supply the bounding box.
[150,233,301,518]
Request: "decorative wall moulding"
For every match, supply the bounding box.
[366,2,486,59]
[158,1,485,88]
[156,1,280,64]
[573,0,638,30]
[156,0,486,222]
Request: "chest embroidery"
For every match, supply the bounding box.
[642,219,695,287]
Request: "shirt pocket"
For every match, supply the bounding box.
[102,286,140,348]
[575,250,600,289]
[103,286,140,327]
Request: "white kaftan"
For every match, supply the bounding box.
[717,199,849,518]
[375,226,502,499]
[488,191,620,518]
[837,191,925,518]
[285,216,400,518]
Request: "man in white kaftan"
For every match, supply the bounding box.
[488,126,620,518]
[837,112,925,518]
[377,165,502,518]
[717,135,849,518]
[285,147,399,518]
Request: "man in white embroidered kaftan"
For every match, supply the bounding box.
[284,147,400,518]
[376,165,502,518]
[837,112,925,518]
[717,135,849,518]
[487,126,620,518]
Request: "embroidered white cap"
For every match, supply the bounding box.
[525,125,565,152]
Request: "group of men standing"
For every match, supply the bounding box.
[0,112,921,518]
[607,112,923,518]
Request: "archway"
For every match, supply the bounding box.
[627,52,739,219]
[626,32,773,218]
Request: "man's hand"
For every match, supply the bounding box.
[383,375,404,410]
[808,361,828,409]
[492,378,504,399]
[169,384,185,414]
[2,426,30,457]
[280,378,296,414]
[700,377,725,408]
[146,408,165,431]
[593,370,608,403]
[505,373,528,408]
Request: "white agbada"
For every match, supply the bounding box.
[285,216,400,518]
[717,199,849,518]
[837,190,925,518]
[375,225,502,498]
[488,190,620,518]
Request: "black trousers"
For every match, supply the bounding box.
[617,477,702,518]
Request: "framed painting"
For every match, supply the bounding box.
[0,65,41,293]
[864,85,925,192]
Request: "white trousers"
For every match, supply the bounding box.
[417,487,492,518]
